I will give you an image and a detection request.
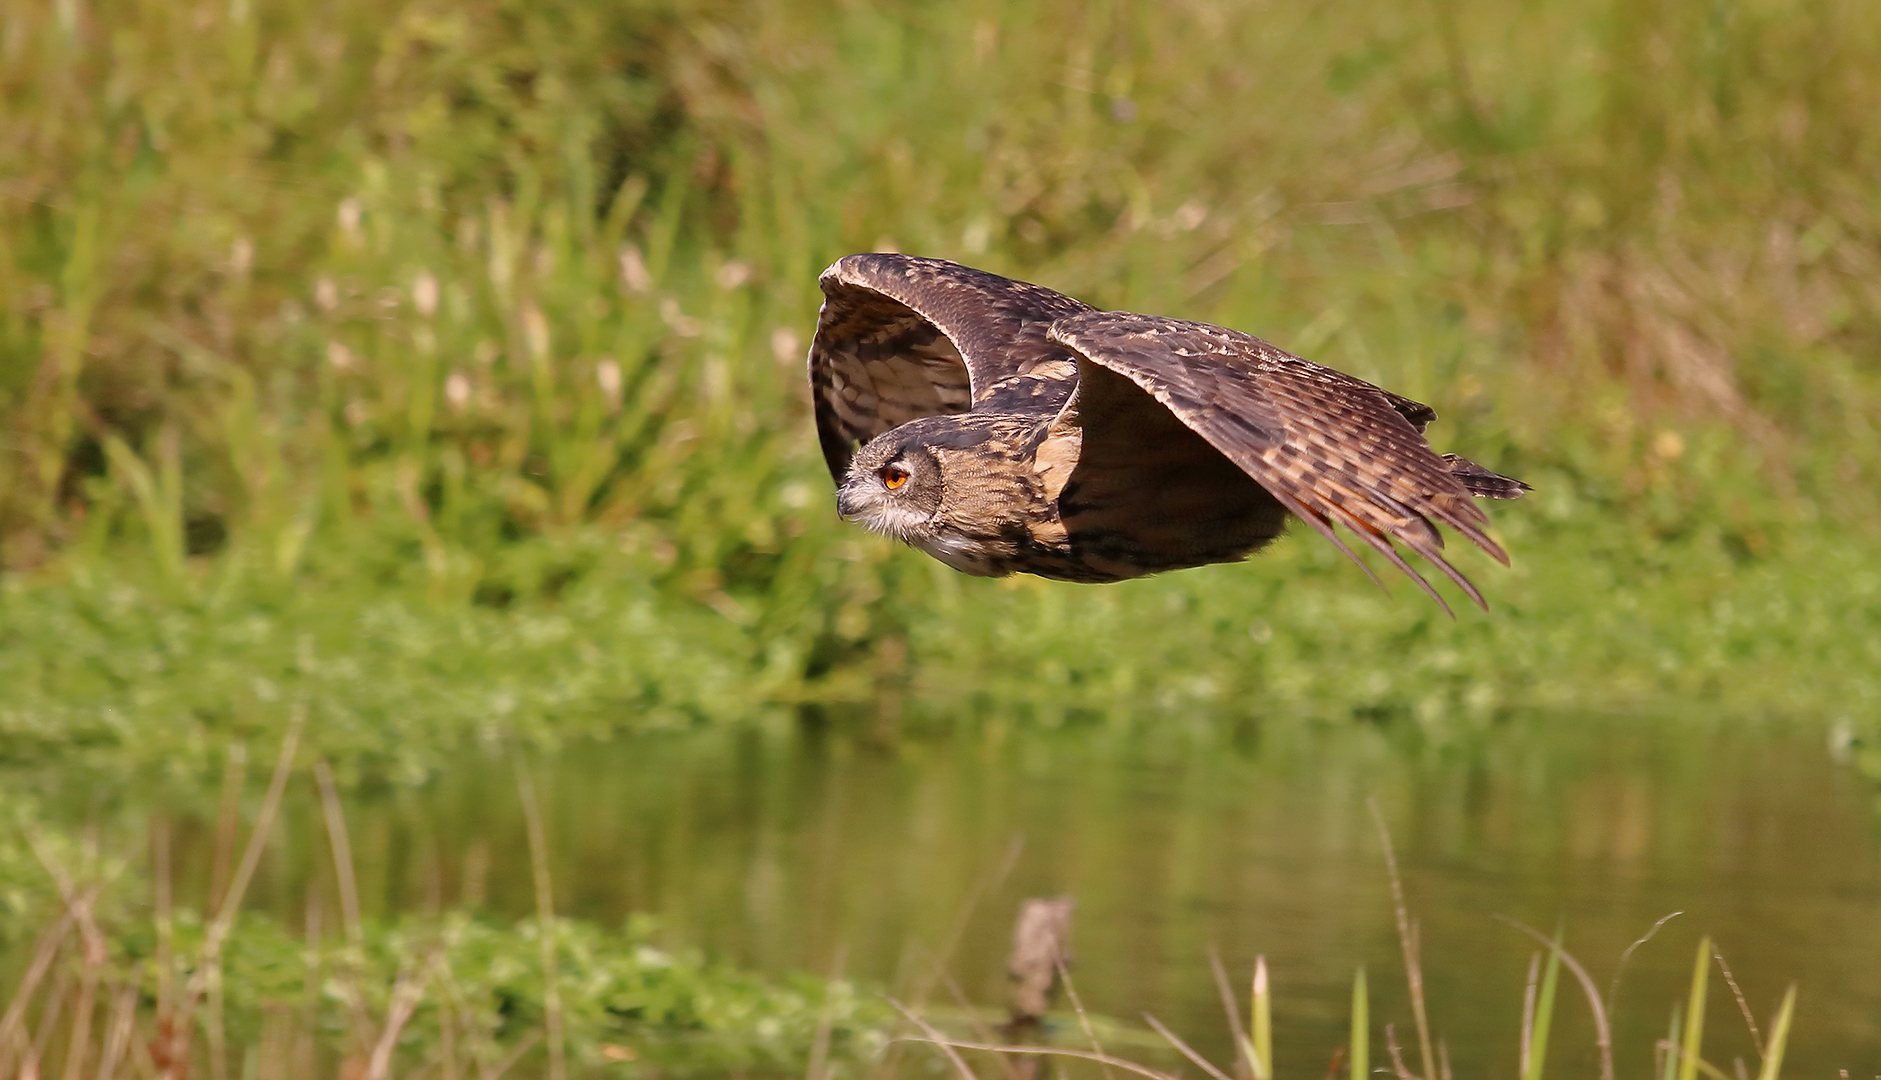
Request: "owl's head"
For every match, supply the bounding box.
[835,437,944,542]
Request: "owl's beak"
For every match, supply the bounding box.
[834,484,863,521]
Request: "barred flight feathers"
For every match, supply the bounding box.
[809,254,1527,610]
[809,254,1091,481]
[1048,311,1513,613]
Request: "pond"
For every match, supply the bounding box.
[202,710,1881,1078]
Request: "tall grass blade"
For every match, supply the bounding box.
[1519,952,1539,1077]
[102,433,185,584]
[1520,935,1561,1080]
[1252,956,1273,1080]
[1660,1006,1683,1080]
[1677,937,1712,1080]
[1754,986,1796,1080]
[1350,967,1369,1080]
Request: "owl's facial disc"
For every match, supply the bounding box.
[835,441,941,542]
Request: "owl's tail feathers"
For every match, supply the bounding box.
[1441,454,1531,499]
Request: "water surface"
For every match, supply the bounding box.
[309,713,1881,1077]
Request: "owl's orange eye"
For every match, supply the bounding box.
[881,465,909,490]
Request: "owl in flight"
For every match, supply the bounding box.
[808,254,1528,612]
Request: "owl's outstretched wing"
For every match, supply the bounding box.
[809,254,1094,482]
[1048,310,1524,613]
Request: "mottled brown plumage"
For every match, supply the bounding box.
[810,253,1528,611]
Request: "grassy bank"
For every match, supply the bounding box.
[3,0,1880,771]
[3,510,1877,780]
[0,737,883,1080]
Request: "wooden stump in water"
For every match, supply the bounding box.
[1006,896,1074,1025]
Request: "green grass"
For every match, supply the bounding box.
[3,500,1877,780]
[0,748,884,1080]
[4,0,1880,774]
[893,889,1802,1080]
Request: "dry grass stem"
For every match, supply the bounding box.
[1055,956,1116,1080]
[895,1034,1183,1080]
[366,960,435,1080]
[299,895,323,1080]
[1754,987,1796,1080]
[916,949,1015,1080]
[0,897,76,1076]
[1144,1013,1230,1080]
[480,1031,542,1080]
[313,760,365,949]
[151,715,304,1080]
[314,756,380,1055]
[1386,1023,1416,1080]
[1498,916,1615,1080]
[98,981,142,1080]
[513,753,565,1080]
[12,831,112,1080]
[209,741,248,914]
[1610,912,1684,1014]
[26,966,73,1078]
[1369,800,1434,1080]
[151,817,174,1027]
[1204,948,1249,1077]
[885,998,981,1080]
[804,945,847,1080]
[1710,948,1762,1056]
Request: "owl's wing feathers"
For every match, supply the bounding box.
[810,254,1094,481]
[1049,310,1517,613]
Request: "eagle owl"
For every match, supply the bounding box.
[807,254,1527,612]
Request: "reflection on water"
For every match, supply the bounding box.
[268,713,1881,1077]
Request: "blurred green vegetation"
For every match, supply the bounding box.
[3,0,1880,766]
[0,781,885,1079]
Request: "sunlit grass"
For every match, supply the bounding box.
[0,0,1873,771]
[3,0,1879,770]
[883,809,1809,1079]
[894,891,1803,1080]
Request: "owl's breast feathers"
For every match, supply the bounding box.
[906,410,1291,585]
